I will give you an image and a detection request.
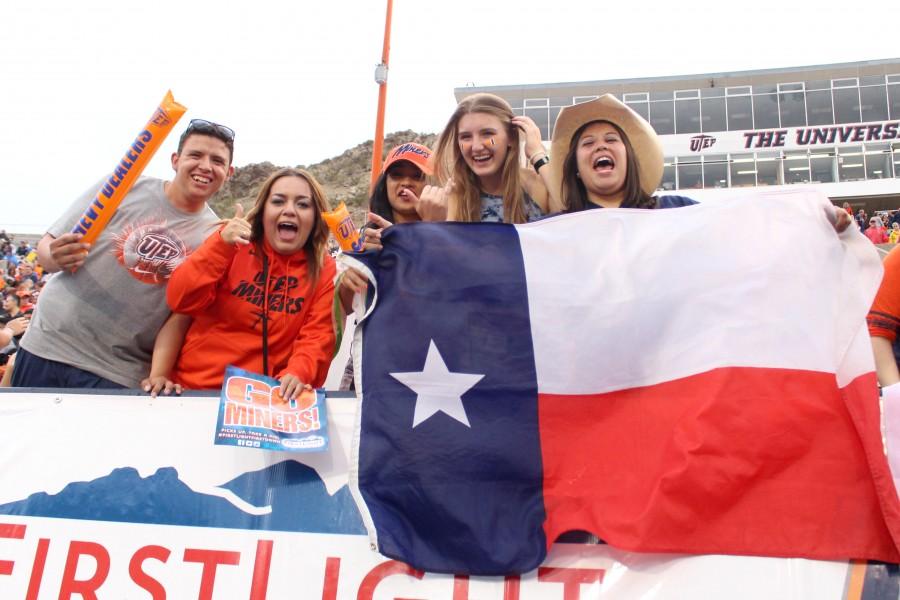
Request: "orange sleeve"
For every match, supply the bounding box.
[280,256,337,387]
[167,228,238,315]
[868,245,900,342]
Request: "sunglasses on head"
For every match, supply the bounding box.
[185,118,235,142]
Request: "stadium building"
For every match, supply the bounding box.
[456,58,900,212]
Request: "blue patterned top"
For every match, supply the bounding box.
[480,192,544,223]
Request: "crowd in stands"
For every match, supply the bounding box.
[0,234,49,384]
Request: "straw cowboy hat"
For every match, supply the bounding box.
[549,94,664,198]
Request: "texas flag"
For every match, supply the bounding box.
[345,190,900,576]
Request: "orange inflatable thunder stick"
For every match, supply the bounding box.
[323,202,366,252]
[71,91,187,245]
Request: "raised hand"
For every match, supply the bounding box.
[220,203,252,245]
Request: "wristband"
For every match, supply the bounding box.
[528,150,547,164]
[532,155,550,172]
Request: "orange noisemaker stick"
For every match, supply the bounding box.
[322,202,366,252]
[71,90,187,245]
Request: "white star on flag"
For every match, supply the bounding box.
[390,340,485,428]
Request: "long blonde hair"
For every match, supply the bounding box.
[245,168,331,286]
[432,93,527,223]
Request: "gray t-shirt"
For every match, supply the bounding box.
[21,177,218,386]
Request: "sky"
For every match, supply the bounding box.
[1,0,895,232]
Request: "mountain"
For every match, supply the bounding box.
[0,461,365,535]
[212,130,438,225]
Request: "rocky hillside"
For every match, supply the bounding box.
[212,130,438,224]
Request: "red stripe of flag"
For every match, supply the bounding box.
[539,367,900,562]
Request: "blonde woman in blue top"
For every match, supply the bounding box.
[423,93,563,223]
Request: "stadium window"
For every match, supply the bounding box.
[752,93,780,129]
[833,78,859,88]
[860,75,885,87]
[524,98,550,140]
[726,95,753,131]
[625,99,650,121]
[700,96,726,132]
[660,157,676,191]
[865,143,892,180]
[573,95,599,105]
[756,151,783,186]
[805,80,831,91]
[778,83,806,127]
[649,99,675,135]
[675,97,701,134]
[702,154,728,188]
[701,87,726,98]
[784,150,811,184]
[676,157,702,189]
[892,142,900,178]
[837,146,865,182]
[548,106,563,141]
[806,89,835,126]
[860,85,889,122]
[889,83,900,120]
[833,84,862,124]
[809,149,836,184]
[730,153,757,187]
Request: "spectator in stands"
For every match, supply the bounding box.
[842,202,853,216]
[889,210,900,229]
[425,93,562,223]
[2,243,18,267]
[0,292,28,344]
[15,262,38,286]
[12,119,235,389]
[143,168,336,400]
[16,289,35,314]
[869,245,900,386]
[865,217,889,244]
[0,231,9,244]
[890,223,900,245]
[857,209,869,232]
[1,291,24,321]
[15,241,30,258]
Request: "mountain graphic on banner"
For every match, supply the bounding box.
[0,460,364,535]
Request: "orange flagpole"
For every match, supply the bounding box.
[369,0,394,191]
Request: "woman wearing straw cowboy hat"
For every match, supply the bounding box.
[549,94,696,212]
[549,93,855,240]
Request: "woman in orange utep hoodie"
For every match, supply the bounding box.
[143,168,336,400]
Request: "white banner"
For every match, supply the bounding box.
[0,391,891,599]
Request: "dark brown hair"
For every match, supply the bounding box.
[562,121,655,212]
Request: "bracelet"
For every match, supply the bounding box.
[532,155,551,172]
[528,150,547,164]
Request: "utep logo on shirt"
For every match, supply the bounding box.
[112,219,189,284]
